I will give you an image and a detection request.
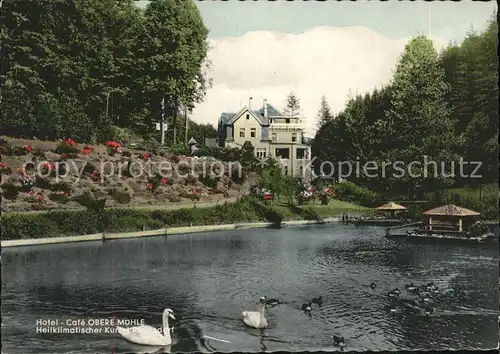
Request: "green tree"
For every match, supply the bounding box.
[316,95,333,129]
[283,92,301,117]
[0,0,210,145]
[139,0,209,146]
[441,17,498,183]
[382,36,459,197]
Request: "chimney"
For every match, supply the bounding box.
[263,99,268,118]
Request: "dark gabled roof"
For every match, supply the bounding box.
[219,103,283,127]
[253,103,283,118]
[220,113,234,126]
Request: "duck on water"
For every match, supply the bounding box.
[302,302,312,312]
[405,283,418,292]
[387,288,401,297]
[311,296,323,307]
[333,334,345,350]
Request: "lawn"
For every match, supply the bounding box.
[438,183,498,200]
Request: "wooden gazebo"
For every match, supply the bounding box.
[376,202,407,218]
[422,204,481,234]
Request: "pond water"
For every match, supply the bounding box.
[1,224,499,353]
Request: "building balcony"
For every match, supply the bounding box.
[269,121,304,131]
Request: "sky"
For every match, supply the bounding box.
[136,0,496,136]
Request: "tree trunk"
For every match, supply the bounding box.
[172,103,178,145]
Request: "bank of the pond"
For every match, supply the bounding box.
[1,218,342,247]
[0,197,365,246]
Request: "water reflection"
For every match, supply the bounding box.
[1,224,499,353]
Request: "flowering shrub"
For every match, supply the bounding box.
[49,191,71,203]
[27,191,44,203]
[90,170,100,182]
[20,174,36,191]
[297,182,313,205]
[107,141,121,149]
[146,173,168,192]
[41,161,56,171]
[106,141,121,156]
[0,162,11,174]
[65,138,76,146]
[56,138,79,154]
[81,146,94,155]
[325,187,336,197]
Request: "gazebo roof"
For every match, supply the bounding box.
[187,137,198,145]
[376,202,407,211]
[422,204,480,217]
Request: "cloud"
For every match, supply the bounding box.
[191,26,447,136]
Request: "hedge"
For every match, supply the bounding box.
[334,181,381,207]
[0,197,321,240]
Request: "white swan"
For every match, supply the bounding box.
[242,296,268,329]
[117,308,175,346]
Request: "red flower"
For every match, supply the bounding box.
[61,153,68,160]
[90,170,100,181]
[161,177,168,185]
[106,141,121,149]
[147,183,153,190]
[65,138,76,145]
[81,147,93,155]
[29,191,35,195]
[41,162,56,170]
[0,162,8,168]
[143,153,151,160]
[264,193,273,201]
[24,145,33,153]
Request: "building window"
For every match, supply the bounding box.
[246,113,250,120]
[256,148,267,158]
[291,133,297,142]
[272,133,277,142]
[239,128,245,138]
[275,148,290,159]
[250,128,256,138]
[297,148,308,159]
[286,118,290,124]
